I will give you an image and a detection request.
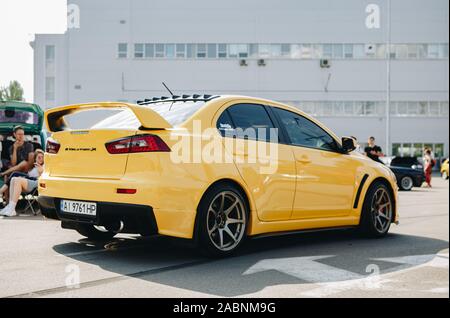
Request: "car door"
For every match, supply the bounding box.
[217,103,296,221]
[272,107,359,219]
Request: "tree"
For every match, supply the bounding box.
[0,80,24,101]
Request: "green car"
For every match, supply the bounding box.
[0,101,46,186]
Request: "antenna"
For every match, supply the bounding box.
[162,82,175,98]
[161,82,177,111]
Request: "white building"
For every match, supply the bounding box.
[32,0,449,158]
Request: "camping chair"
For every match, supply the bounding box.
[21,187,40,216]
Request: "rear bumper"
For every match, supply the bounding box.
[38,196,158,236]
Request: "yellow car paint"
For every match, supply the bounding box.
[39,96,398,239]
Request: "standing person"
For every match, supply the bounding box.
[423,149,435,188]
[364,136,384,163]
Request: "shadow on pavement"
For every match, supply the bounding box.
[52,230,448,297]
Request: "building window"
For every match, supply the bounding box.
[45,45,55,73]
[407,44,418,59]
[224,44,249,58]
[392,143,446,158]
[333,102,345,115]
[176,44,186,58]
[237,44,249,58]
[256,44,270,58]
[134,43,144,58]
[392,143,402,156]
[441,102,449,117]
[427,44,440,59]
[333,44,343,59]
[249,44,259,58]
[396,44,408,59]
[407,102,419,115]
[145,44,154,58]
[218,44,227,58]
[271,44,282,57]
[322,44,332,59]
[435,144,445,157]
[186,44,195,58]
[418,101,428,115]
[299,44,311,59]
[284,100,448,118]
[440,44,449,59]
[165,44,175,58]
[126,42,449,60]
[196,44,207,58]
[343,44,353,59]
[207,44,217,58]
[45,76,55,101]
[353,44,365,59]
[45,45,55,62]
[376,44,386,59]
[155,44,164,58]
[429,102,440,116]
[281,44,291,57]
[118,43,128,58]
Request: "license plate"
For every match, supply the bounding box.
[60,199,97,217]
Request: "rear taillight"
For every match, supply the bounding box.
[105,134,170,154]
[46,138,61,154]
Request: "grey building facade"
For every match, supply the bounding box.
[32,0,449,157]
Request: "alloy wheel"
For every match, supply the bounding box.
[206,191,246,252]
[371,188,393,234]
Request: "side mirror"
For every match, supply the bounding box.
[342,136,357,153]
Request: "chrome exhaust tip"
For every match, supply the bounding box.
[94,221,124,233]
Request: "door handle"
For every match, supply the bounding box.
[297,157,311,164]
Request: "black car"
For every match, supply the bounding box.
[382,157,425,191]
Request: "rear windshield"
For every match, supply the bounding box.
[91,101,206,129]
[147,101,206,126]
[0,109,39,125]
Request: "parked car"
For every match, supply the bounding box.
[38,96,398,257]
[441,158,449,180]
[0,101,46,186]
[381,156,425,191]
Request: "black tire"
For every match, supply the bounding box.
[75,223,117,241]
[196,183,249,258]
[359,182,394,238]
[399,176,414,191]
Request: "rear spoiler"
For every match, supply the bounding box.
[45,102,172,132]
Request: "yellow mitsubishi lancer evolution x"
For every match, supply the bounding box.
[38,95,398,257]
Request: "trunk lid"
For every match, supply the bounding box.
[47,129,137,179]
[44,102,172,179]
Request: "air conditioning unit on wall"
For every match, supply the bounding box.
[320,59,330,68]
[365,44,376,56]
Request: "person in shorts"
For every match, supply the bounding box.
[0,149,44,217]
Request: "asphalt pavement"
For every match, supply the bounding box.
[0,177,448,298]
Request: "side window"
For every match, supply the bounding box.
[217,110,235,136]
[274,108,338,151]
[225,104,276,142]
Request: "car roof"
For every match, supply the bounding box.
[0,100,44,134]
[181,95,342,145]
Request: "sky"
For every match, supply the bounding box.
[0,0,67,102]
